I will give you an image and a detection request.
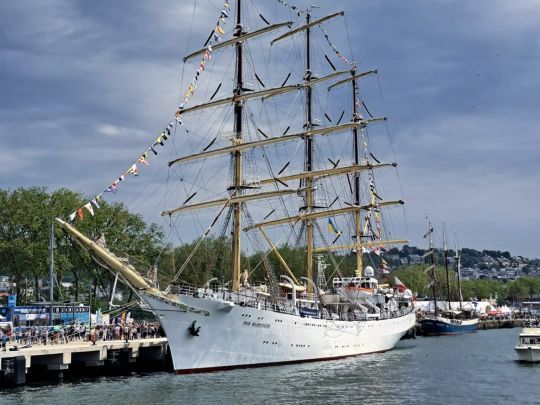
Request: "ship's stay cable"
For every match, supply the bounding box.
[169,114,230,198]
[243,206,296,286]
[165,107,234,275]
[71,2,238,287]
[178,0,198,107]
[375,74,410,241]
[168,195,233,286]
[314,222,343,279]
[307,28,350,252]
[165,15,238,251]
[65,3,228,288]
[323,252,348,283]
[343,14,355,66]
[241,35,305,247]
[312,23,361,253]
[244,99,304,232]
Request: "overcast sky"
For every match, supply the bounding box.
[1,0,539,258]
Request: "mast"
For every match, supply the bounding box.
[455,237,463,310]
[443,225,451,311]
[351,67,363,277]
[427,219,438,316]
[304,11,314,295]
[49,221,54,326]
[231,0,243,291]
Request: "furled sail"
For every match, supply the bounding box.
[183,21,293,62]
[55,218,209,315]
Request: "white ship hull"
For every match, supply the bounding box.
[143,293,416,373]
[515,346,540,363]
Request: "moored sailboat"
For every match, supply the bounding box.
[57,0,415,373]
[420,223,478,336]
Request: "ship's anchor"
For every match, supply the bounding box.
[188,320,201,336]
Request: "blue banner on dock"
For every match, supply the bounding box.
[0,305,90,326]
[7,295,16,308]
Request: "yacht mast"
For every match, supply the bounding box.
[427,218,438,316]
[231,0,243,291]
[304,10,314,294]
[49,221,54,326]
[351,67,363,277]
[443,224,452,310]
[455,236,463,310]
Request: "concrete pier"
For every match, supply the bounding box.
[478,319,523,329]
[0,338,168,387]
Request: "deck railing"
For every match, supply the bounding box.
[168,281,414,321]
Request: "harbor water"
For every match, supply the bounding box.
[1,328,537,404]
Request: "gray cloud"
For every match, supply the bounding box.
[1,0,539,257]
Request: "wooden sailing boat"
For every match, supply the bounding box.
[57,0,415,373]
[420,223,478,336]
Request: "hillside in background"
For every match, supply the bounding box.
[381,246,540,281]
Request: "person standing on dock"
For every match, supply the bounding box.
[89,327,96,345]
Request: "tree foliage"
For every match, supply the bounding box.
[0,187,166,304]
[2,187,540,309]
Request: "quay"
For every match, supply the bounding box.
[0,337,169,387]
[405,318,526,338]
[478,319,524,330]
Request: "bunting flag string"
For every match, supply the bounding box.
[275,0,306,16]
[67,2,233,223]
[275,0,351,67]
[319,26,354,67]
[361,169,382,242]
[176,0,231,122]
[84,202,94,216]
[68,120,176,222]
[355,97,365,121]
[381,258,389,274]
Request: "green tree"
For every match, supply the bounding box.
[506,277,540,302]
[0,187,166,303]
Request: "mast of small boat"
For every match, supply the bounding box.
[49,221,54,326]
[231,0,243,292]
[304,10,315,296]
[443,224,452,311]
[351,67,363,277]
[427,218,438,316]
[454,235,463,310]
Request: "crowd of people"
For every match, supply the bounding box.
[0,321,163,349]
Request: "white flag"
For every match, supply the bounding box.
[84,202,94,216]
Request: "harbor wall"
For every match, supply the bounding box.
[0,338,170,387]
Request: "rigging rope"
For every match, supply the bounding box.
[168,194,234,286]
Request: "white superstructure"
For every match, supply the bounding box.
[515,327,540,363]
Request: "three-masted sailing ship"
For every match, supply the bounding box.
[57,0,416,373]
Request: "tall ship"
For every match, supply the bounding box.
[57,0,416,373]
[420,222,478,336]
